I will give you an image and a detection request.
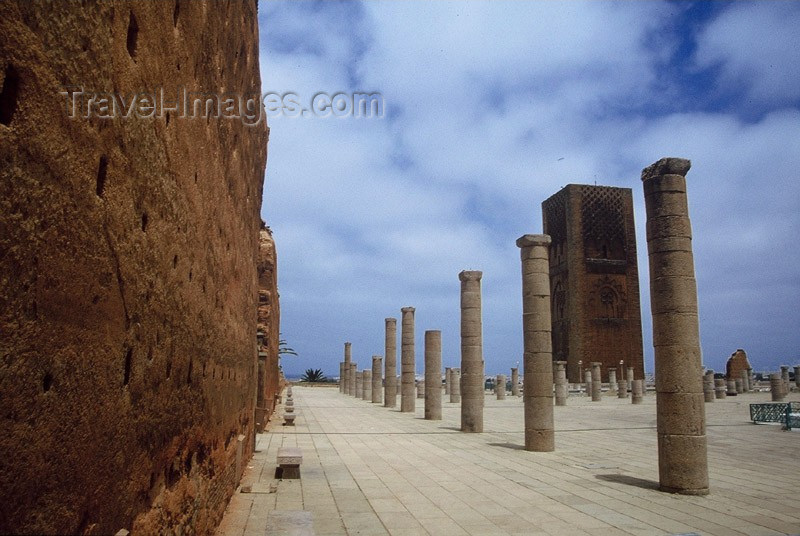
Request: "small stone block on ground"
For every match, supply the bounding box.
[277,447,303,479]
[265,510,314,536]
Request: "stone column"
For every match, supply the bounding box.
[517,235,554,451]
[400,307,416,412]
[740,369,749,393]
[425,330,442,420]
[555,361,568,406]
[642,157,708,495]
[726,379,736,396]
[349,362,357,397]
[780,366,790,394]
[496,374,506,400]
[747,368,755,391]
[771,373,786,401]
[511,368,520,396]
[584,370,592,397]
[459,271,484,433]
[794,365,800,390]
[362,370,372,401]
[416,380,424,399]
[445,367,452,395]
[591,363,602,402]
[608,368,618,393]
[703,371,715,403]
[355,370,363,398]
[344,342,352,395]
[627,366,634,393]
[618,377,628,398]
[450,368,461,403]
[384,318,397,408]
[339,362,345,394]
[714,378,726,399]
[372,356,383,403]
[632,379,643,404]
[734,379,743,394]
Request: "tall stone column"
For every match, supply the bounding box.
[618,378,628,398]
[450,368,461,403]
[511,368,520,396]
[770,373,785,401]
[416,380,425,399]
[372,356,383,403]
[794,365,800,390]
[459,271,484,433]
[339,362,345,393]
[739,369,749,393]
[642,157,708,495]
[780,366,790,394]
[355,370,363,398]
[424,331,442,420]
[517,235,554,451]
[384,318,397,407]
[584,370,592,397]
[714,378,726,399]
[349,362,357,397]
[445,367,452,395]
[591,363,602,402]
[608,368,618,393]
[703,371,715,403]
[362,370,372,401]
[496,374,506,400]
[400,307,416,412]
[627,366,634,392]
[555,361,568,406]
[632,379,643,404]
[344,342,352,395]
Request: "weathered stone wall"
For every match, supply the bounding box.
[542,185,645,383]
[256,227,280,431]
[0,1,270,534]
[725,348,751,381]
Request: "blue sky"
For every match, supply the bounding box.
[256,1,800,378]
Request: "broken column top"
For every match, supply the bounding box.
[385,317,396,323]
[641,157,691,180]
[401,306,415,313]
[516,234,551,248]
[459,270,483,281]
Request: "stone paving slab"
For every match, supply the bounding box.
[217,386,800,536]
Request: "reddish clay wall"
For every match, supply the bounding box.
[0,1,271,534]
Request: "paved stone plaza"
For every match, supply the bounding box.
[218,386,800,536]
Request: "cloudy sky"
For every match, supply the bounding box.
[256,1,800,379]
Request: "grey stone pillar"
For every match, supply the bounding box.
[425,330,442,420]
[384,318,397,407]
[555,361,568,406]
[400,307,416,412]
[445,367,452,395]
[618,377,628,398]
[703,371,715,403]
[734,379,743,394]
[795,365,800,390]
[584,370,592,397]
[417,380,424,399]
[459,270,484,433]
[608,368,618,393]
[740,369,749,393]
[781,366,790,394]
[591,362,602,402]
[714,378,726,399]
[726,379,736,396]
[627,366,634,393]
[349,362,357,397]
[450,368,461,403]
[355,370,363,398]
[344,342,352,395]
[517,234,554,451]
[372,356,383,403]
[642,157,708,495]
[771,373,786,401]
[339,362,345,394]
[511,367,520,396]
[362,370,372,401]
[496,374,506,400]
[747,368,755,391]
[632,379,643,404]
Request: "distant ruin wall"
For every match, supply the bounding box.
[0,1,270,534]
[256,227,280,431]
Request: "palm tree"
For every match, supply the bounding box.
[301,368,326,382]
[279,337,297,357]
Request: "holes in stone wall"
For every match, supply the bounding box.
[187,359,193,385]
[141,212,148,232]
[123,348,132,386]
[172,254,178,269]
[147,346,153,362]
[42,372,53,392]
[166,360,172,379]
[173,1,180,27]
[126,12,139,59]
[96,156,108,198]
[188,270,192,282]
[0,64,20,126]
